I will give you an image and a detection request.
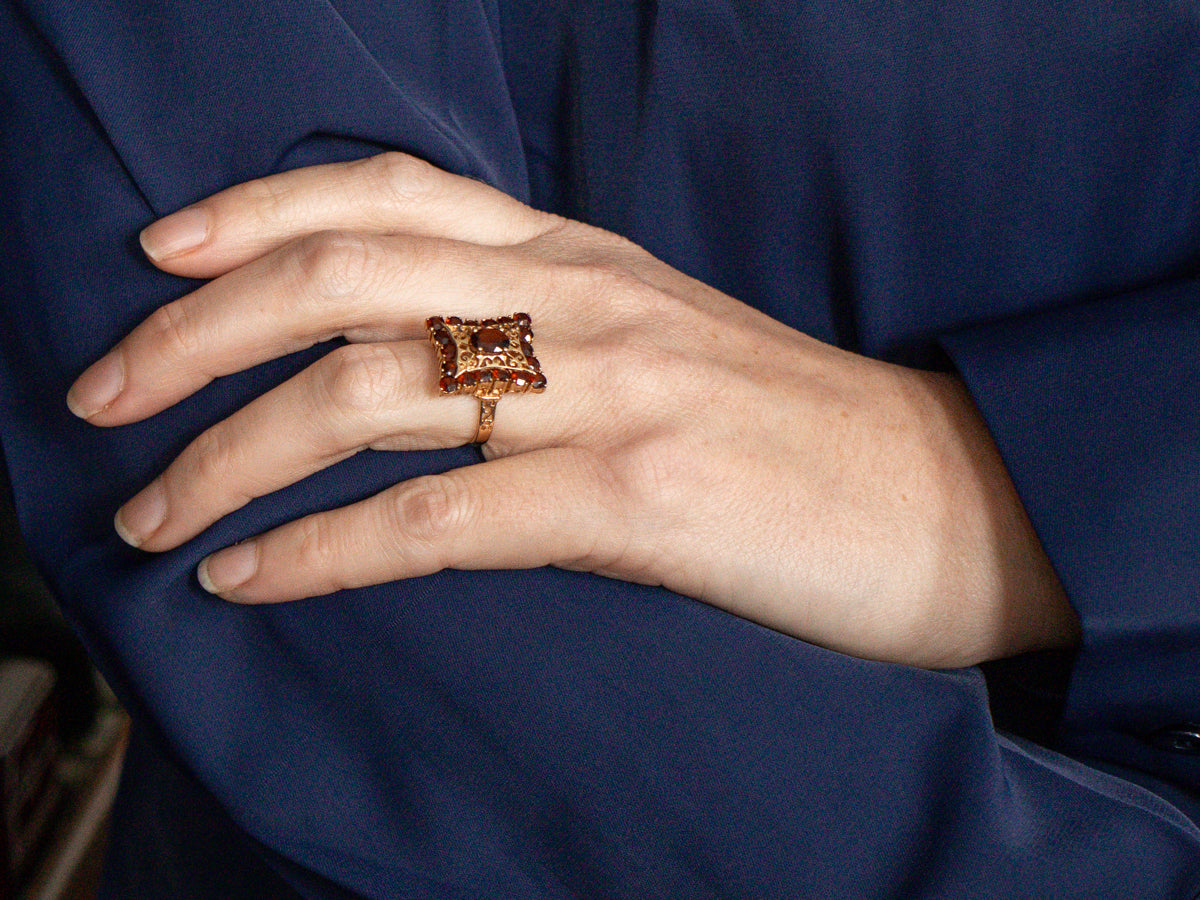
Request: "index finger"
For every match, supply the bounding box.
[139,152,561,278]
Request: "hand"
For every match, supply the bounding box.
[67,152,1078,668]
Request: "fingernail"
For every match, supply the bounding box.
[67,352,125,419]
[198,542,259,596]
[114,482,167,548]
[140,206,211,260]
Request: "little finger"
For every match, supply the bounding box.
[195,448,628,604]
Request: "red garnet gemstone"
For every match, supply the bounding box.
[471,326,510,353]
[514,312,531,327]
[488,368,505,382]
[437,375,457,393]
[525,357,540,369]
[476,369,493,384]
[435,330,454,346]
[458,371,478,387]
[511,373,529,388]
[446,316,462,326]
[531,372,547,390]
[499,315,514,325]
[441,360,456,376]
[425,316,443,329]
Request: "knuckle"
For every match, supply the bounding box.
[539,216,587,244]
[550,449,632,571]
[598,329,673,412]
[612,436,686,514]
[528,217,594,256]
[293,515,340,577]
[235,176,295,227]
[318,344,406,415]
[147,301,203,361]
[573,450,627,518]
[373,151,443,205]
[391,476,465,547]
[236,175,285,204]
[551,256,659,323]
[293,230,377,301]
[185,426,238,489]
[612,275,676,326]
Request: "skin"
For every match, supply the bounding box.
[67,152,1079,669]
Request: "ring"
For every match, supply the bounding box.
[426,313,547,444]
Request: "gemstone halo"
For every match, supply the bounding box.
[426,313,546,443]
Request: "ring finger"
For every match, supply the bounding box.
[113,336,590,552]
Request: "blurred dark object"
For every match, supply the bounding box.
[0,472,97,746]
[18,699,127,900]
[0,455,127,900]
[0,659,62,898]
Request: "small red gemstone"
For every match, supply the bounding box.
[511,373,529,388]
[437,375,456,393]
[499,315,514,325]
[531,373,547,390]
[476,369,493,383]
[526,357,540,369]
[446,316,462,326]
[426,316,443,329]
[471,326,510,353]
[514,312,531,326]
[459,371,478,387]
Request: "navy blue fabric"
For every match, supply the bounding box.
[2,0,1200,896]
[102,726,307,899]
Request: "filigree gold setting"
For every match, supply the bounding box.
[426,313,546,443]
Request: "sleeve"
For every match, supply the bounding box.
[3,1,1200,897]
[941,282,1200,796]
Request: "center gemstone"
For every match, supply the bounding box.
[471,326,510,353]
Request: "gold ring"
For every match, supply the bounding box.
[426,313,547,444]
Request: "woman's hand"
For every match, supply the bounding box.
[67,153,1078,668]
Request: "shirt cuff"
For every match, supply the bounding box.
[939,280,1200,791]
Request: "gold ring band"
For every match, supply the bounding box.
[474,396,498,444]
[426,313,547,445]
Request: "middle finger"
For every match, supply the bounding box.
[69,229,579,426]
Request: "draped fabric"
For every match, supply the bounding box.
[2,1,1199,895]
